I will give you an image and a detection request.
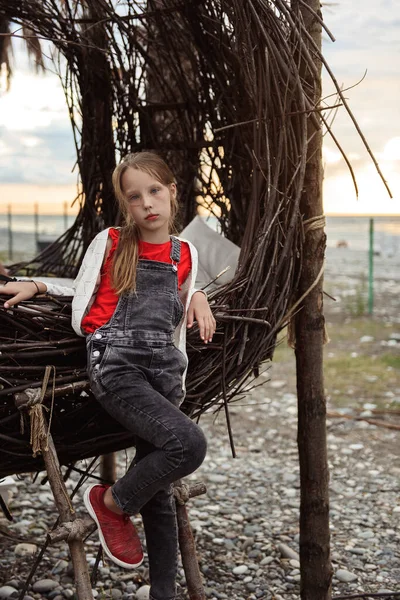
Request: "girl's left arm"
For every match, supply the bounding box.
[187,291,216,344]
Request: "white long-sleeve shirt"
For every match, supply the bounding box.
[43,228,200,389]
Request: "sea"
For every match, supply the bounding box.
[0,213,400,261]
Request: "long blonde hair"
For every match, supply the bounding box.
[111,152,178,295]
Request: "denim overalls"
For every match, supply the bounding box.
[86,237,207,600]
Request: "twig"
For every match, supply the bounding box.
[327,412,400,431]
[215,312,271,327]
[333,593,400,600]
[222,329,236,458]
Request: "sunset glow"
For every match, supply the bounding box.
[1,2,399,217]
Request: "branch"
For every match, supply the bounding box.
[327,412,400,431]
[333,592,400,600]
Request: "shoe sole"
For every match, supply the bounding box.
[83,484,144,570]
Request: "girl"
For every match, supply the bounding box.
[2,152,216,600]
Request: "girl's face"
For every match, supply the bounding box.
[121,167,176,242]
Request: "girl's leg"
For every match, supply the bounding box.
[86,345,206,588]
[134,438,178,600]
[95,367,207,516]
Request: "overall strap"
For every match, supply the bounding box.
[170,236,181,265]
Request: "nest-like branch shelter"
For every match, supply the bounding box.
[0,0,371,477]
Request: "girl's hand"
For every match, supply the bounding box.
[187,291,216,343]
[1,281,47,309]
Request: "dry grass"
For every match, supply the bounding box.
[272,316,400,410]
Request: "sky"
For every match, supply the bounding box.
[0,0,399,216]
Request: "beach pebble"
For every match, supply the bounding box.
[135,585,150,600]
[230,514,245,522]
[348,547,365,555]
[269,380,286,389]
[32,580,59,593]
[207,473,228,483]
[277,543,299,561]
[357,530,375,539]
[289,559,300,569]
[233,565,248,575]
[386,339,398,347]
[335,570,358,583]
[14,543,37,557]
[0,587,18,599]
[51,559,69,574]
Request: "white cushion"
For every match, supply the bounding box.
[180,216,240,290]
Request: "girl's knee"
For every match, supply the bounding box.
[165,421,207,474]
[184,424,207,470]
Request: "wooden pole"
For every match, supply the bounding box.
[291,1,333,599]
[41,434,94,600]
[174,481,207,600]
[100,453,116,484]
[15,389,94,600]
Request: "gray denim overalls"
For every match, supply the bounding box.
[86,236,207,600]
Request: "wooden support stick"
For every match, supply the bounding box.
[41,432,94,600]
[15,389,94,600]
[48,518,96,544]
[174,480,206,600]
[100,453,116,484]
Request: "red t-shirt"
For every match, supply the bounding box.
[81,228,191,333]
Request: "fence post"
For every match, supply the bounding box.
[368,218,374,315]
[7,204,13,261]
[34,203,39,253]
[64,201,68,231]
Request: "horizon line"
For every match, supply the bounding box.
[1,210,400,218]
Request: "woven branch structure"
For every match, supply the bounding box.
[0,0,380,478]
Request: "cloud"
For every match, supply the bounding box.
[0,124,76,185]
[1,1,399,213]
[321,0,400,156]
[322,0,400,94]
[323,149,400,215]
[0,48,76,185]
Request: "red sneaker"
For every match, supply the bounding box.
[83,484,144,569]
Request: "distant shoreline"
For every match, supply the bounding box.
[0,212,400,218]
[325,213,400,218]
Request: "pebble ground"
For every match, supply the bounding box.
[1,247,399,599]
[0,380,399,600]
